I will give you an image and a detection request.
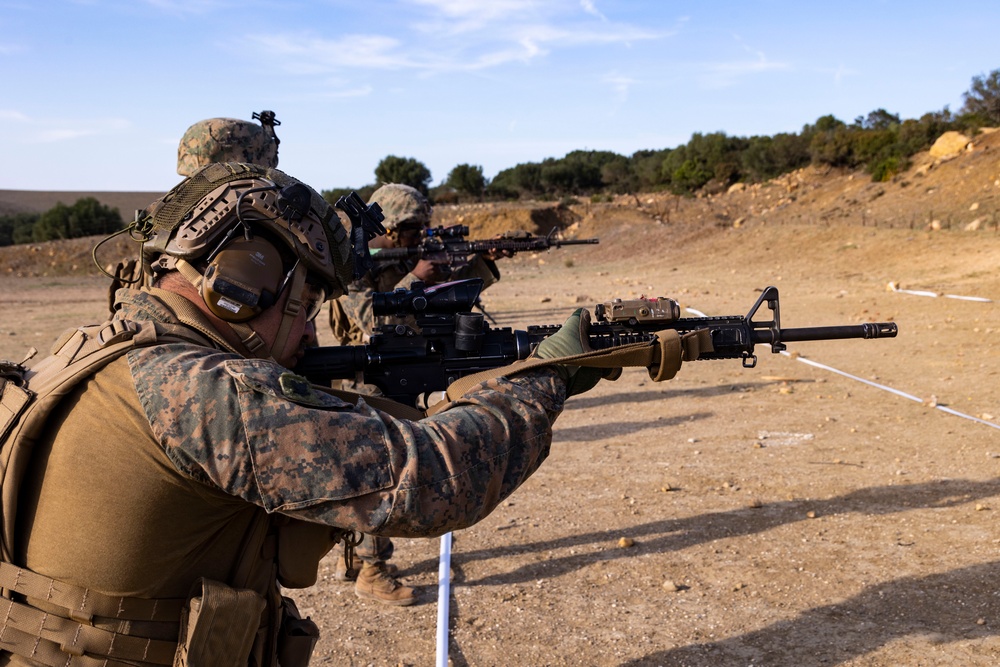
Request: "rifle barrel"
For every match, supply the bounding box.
[754,322,898,344]
[555,238,600,245]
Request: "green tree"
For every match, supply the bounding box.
[855,108,901,130]
[489,162,543,199]
[600,155,636,193]
[961,69,1000,125]
[808,118,858,168]
[630,149,671,190]
[897,109,956,155]
[741,133,810,182]
[670,159,713,194]
[31,197,122,242]
[374,155,432,195]
[71,197,123,236]
[32,202,72,241]
[321,185,376,208]
[0,212,39,246]
[445,164,487,199]
[660,132,747,194]
[559,150,631,193]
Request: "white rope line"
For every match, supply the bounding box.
[685,307,1000,431]
[781,351,1000,431]
[889,285,992,302]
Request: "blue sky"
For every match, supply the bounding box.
[1,1,997,193]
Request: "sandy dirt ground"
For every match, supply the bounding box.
[2,137,1000,665]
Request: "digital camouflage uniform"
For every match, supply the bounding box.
[329,255,500,348]
[327,185,501,595]
[329,183,499,348]
[6,285,565,666]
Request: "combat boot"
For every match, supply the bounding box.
[354,562,416,606]
[334,554,399,582]
[333,553,359,582]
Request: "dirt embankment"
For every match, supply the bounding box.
[5,128,999,279]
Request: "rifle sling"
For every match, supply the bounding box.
[319,388,425,421]
[427,328,712,415]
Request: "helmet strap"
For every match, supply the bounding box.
[270,262,308,362]
[227,322,273,360]
[174,257,205,291]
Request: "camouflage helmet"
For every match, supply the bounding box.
[177,113,280,176]
[370,183,431,231]
[143,162,353,300]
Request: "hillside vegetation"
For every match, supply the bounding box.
[4,126,995,279]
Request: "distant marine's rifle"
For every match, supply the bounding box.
[298,279,899,405]
[335,191,387,278]
[371,226,599,271]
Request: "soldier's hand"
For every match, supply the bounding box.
[484,235,515,261]
[532,308,615,396]
[412,259,449,284]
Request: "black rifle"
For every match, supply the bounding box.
[335,191,387,279]
[370,226,599,271]
[298,279,898,405]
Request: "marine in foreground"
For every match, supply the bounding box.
[0,162,635,666]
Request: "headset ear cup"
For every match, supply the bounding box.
[202,237,287,322]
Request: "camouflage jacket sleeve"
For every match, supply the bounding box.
[452,255,500,290]
[389,256,499,292]
[328,264,406,345]
[127,344,565,537]
[329,284,373,346]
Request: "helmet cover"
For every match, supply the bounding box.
[177,117,279,176]
[143,162,353,299]
[370,183,432,231]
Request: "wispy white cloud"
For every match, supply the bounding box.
[579,0,607,22]
[138,0,235,14]
[831,63,855,85]
[699,35,789,89]
[0,111,131,143]
[249,33,410,73]
[244,0,664,80]
[0,109,31,122]
[602,72,635,113]
[320,84,375,99]
[407,0,547,34]
[36,128,98,142]
[604,73,635,93]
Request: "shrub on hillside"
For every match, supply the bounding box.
[0,198,123,246]
[374,155,432,195]
[0,212,40,247]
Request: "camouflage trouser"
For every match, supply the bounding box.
[331,382,394,567]
[356,533,393,565]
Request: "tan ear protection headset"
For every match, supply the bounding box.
[196,182,312,324]
[150,167,348,360]
[201,234,289,322]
